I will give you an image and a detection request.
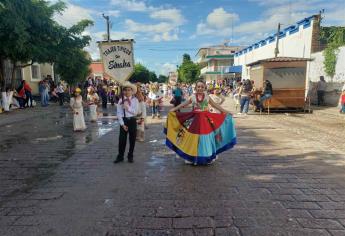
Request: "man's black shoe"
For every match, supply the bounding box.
[128,158,134,163]
[113,158,124,164]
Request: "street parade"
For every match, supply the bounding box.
[0,0,345,235]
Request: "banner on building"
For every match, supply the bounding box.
[99,39,135,84]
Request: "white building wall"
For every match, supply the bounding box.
[308,46,345,83]
[308,46,345,105]
[234,16,315,80]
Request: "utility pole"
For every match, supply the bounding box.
[231,18,234,45]
[274,23,281,58]
[102,14,110,42]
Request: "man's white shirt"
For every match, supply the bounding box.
[117,96,139,126]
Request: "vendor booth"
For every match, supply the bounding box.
[247,57,310,109]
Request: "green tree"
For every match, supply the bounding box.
[129,64,159,83]
[158,74,168,83]
[0,0,93,89]
[177,53,200,84]
[0,0,65,90]
[54,19,93,85]
[54,50,91,86]
[148,71,158,83]
[129,64,150,83]
[321,26,345,78]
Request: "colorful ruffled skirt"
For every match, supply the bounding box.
[164,111,236,165]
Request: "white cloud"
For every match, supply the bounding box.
[234,12,307,35]
[206,8,239,29]
[126,19,175,34]
[125,7,184,42]
[110,0,153,12]
[150,8,185,25]
[106,10,121,17]
[196,8,238,37]
[160,63,177,76]
[152,32,179,42]
[195,0,344,47]
[53,2,94,28]
[109,1,186,42]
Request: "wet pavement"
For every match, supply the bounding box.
[0,105,118,205]
[1,100,345,236]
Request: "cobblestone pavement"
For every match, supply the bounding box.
[1,100,345,236]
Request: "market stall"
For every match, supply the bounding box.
[247,57,310,109]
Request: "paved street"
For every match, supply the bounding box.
[1,100,345,236]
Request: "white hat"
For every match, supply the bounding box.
[122,81,137,94]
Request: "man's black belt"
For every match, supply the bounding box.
[123,117,136,120]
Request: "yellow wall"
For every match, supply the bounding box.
[22,63,53,95]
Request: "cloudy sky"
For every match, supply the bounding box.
[53,0,345,75]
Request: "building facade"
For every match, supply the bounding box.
[234,15,321,84]
[197,46,242,82]
[233,13,344,105]
[88,61,110,81]
[3,60,54,95]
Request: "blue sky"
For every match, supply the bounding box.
[53,0,345,75]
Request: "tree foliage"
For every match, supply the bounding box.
[0,0,93,89]
[321,26,345,78]
[129,64,158,83]
[54,19,93,85]
[158,74,168,83]
[177,53,200,84]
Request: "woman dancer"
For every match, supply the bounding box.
[136,84,146,142]
[167,80,236,165]
[70,88,86,132]
[87,87,99,122]
[209,85,225,113]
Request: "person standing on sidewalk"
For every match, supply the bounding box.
[148,83,163,119]
[44,80,50,106]
[339,88,345,114]
[238,79,252,115]
[316,76,327,106]
[114,82,139,164]
[56,82,65,106]
[172,83,183,109]
[22,80,33,107]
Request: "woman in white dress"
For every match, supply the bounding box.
[135,84,147,142]
[209,85,225,113]
[87,87,99,122]
[1,88,13,112]
[70,88,86,132]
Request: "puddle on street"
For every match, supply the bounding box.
[104,199,114,208]
[32,135,63,142]
[147,155,165,167]
[149,139,166,146]
[96,120,117,137]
